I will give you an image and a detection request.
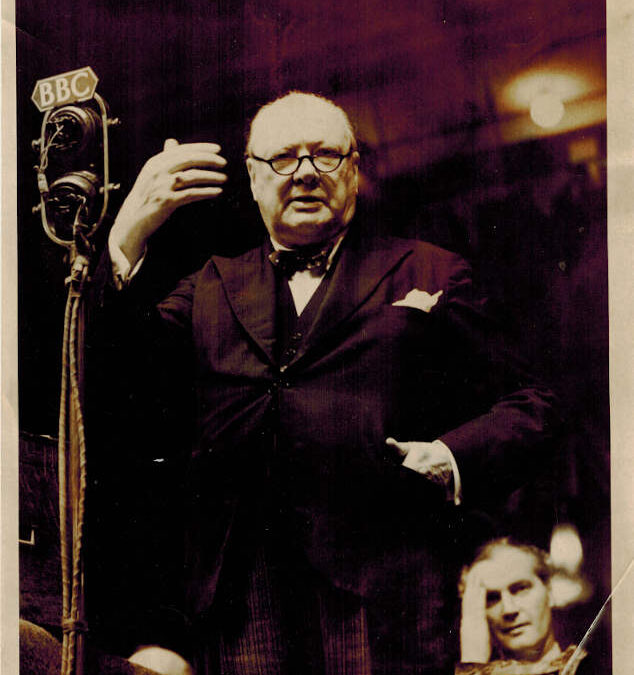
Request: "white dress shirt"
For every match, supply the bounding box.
[269,232,345,315]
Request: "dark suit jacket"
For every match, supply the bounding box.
[88,222,559,659]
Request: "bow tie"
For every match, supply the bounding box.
[269,242,335,277]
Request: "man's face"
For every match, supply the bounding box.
[246,97,359,248]
[481,548,555,660]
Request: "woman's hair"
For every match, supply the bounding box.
[458,537,553,596]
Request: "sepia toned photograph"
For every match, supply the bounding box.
[5,1,626,674]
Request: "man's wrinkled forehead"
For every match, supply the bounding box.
[248,96,353,156]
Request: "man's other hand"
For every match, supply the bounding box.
[129,645,194,675]
[385,438,453,487]
[110,138,228,266]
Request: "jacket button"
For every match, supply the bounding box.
[279,364,288,373]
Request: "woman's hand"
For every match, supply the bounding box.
[459,561,493,663]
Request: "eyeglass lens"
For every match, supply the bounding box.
[271,154,344,175]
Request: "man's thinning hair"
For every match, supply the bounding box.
[245,91,357,155]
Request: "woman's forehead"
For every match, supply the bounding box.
[481,548,540,588]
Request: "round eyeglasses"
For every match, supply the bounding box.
[249,149,353,176]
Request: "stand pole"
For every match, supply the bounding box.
[58,239,91,675]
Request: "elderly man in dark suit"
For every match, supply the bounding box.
[94,91,559,675]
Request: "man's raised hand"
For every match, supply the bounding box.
[110,138,227,266]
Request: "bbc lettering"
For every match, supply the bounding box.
[31,67,98,111]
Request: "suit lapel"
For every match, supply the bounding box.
[296,230,414,362]
[211,231,414,367]
[212,242,277,365]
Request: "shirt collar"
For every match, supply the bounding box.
[269,229,348,273]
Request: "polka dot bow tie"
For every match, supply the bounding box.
[268,242,335,277]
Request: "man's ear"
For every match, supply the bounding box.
[245,158,259,202]
[351,151,360,194]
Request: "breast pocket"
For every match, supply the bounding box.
[374,304,436,353]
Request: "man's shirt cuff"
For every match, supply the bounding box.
[433,439,462,506]
[109,235,146,290]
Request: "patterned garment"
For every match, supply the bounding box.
[455,645,587,675]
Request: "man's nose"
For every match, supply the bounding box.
[292,156,320,184]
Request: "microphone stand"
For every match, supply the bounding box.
[57,204,93,675]
[32,85,119,675]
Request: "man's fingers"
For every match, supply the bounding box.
[385,437,410,457]
[161,139,226,168]
[170,169,228,190]
[162,140,223,156]
[144,142,226,180]
[168,152,227,172]
[174,186,224,205]
[388,439,453,487]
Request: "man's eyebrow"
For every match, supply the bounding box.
[261,146,293,157]
[263,142,345,156]
[252,144,294,157]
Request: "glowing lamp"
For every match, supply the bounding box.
[550,523,583,574]
[530,92,565,128]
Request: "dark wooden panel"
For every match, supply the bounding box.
[19,432,62,629]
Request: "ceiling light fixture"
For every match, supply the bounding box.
[530,91,565,128]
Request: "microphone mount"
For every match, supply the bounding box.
[31,69,120,248]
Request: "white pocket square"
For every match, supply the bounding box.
[392,288,443,312]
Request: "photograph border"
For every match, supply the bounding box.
[2,1,632,672]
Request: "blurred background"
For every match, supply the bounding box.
[16,0,609,667]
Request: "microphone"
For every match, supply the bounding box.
[31,67,120,247]
[45,171,101,243]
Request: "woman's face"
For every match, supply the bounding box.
[480,547,555,660]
